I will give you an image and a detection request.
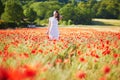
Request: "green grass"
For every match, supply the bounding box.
[92,18,120,26]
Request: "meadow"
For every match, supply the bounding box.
[0,27,120,80]
[92,19,120,26]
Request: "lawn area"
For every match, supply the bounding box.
[0,27,120,80]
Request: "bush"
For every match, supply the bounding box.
[39,19,48,26]
[0,21,17,29]
[19,22,30,28]
[59,21,68,25]
[67,20,73,25]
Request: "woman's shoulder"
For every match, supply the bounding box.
[49,17,53,19]
[49,17,54,21]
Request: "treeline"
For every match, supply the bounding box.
[0,0,120,28]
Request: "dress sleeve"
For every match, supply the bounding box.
[49,17,51,22]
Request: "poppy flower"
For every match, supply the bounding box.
[111,60,119,66]
[79,57,86,62]
[56,58,62,64]
[102,65,110,74]
[0,67,8,80]
[102,49,110,55]
[23,65,37,78]
[31,49,36,54]
[99,76,107,80]
[76,71,86,79]
[113,53,118,58]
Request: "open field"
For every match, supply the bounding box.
[92,19,120,26]
[0,27,120,80]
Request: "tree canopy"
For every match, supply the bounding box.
[0,0,120,28]
[1,0,23,23]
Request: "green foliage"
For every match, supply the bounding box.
[95,0,120,19]
[59,4,75,22]
[30,1,62,20]
[24,8,37,22]
[58,0,69,3]
[59,2,92,24]
[0,0,4,17]
[68,20,73,25]
[1,0,24,23]
[0,0,120,28]
[76,2,92,24]
[0,22,17,29]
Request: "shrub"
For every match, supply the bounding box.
[0,21,17,29]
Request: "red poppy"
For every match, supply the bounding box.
[87,44,91,48]
[102,49,110,55]
[24,53,29,58]
[0,50,2,55]
[56,58,62,64]
[106,40,110,45]
[77,51,81,55]
[102,65,110,74]
[0,67,8,80]
[111,60,119,66]
[79,57,85,62]
[31,49,36,54]
[39,49,43,53]
[76,71,86,79]
[113,53,118,58]
[7,68,23,80]
[23,65,37,78]
[99,76,107,80]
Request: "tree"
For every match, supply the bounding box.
[58,0,69,3]
[59,4,75,22]
[70,0,77,5]
[0,0,4,17]
[24,8,37,23]
[96,0,120,19]
[75,2,92,24]
[59,2,92,24]
[1,0,9,5]
[30,1,61,20]
[87,0,97,8]
[1,0,24,23]
[92,1,101,18]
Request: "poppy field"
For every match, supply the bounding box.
[0,27,120,80]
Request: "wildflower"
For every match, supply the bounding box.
[99,76,107,80]
[113,53,118,58]
[79,57,85,62]
[102,49,110,55]
[76,71,86,79]
[56,58,62,64]
[102,65,110,74]
[111,60,119,66]
[31,49,36,54]
[0,67,8,80]
[23,65,37,78]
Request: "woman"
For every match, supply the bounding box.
[47,10,61,40]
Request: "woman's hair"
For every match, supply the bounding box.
[53,10,60,21]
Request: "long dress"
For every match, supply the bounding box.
[48,17,59,40]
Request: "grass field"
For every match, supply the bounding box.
[92,19,120,26]
[0,27,120,80]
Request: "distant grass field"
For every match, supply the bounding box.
[59,18,120,28]
[92,19,120,26]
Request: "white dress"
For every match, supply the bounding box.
[49,17,59,40]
